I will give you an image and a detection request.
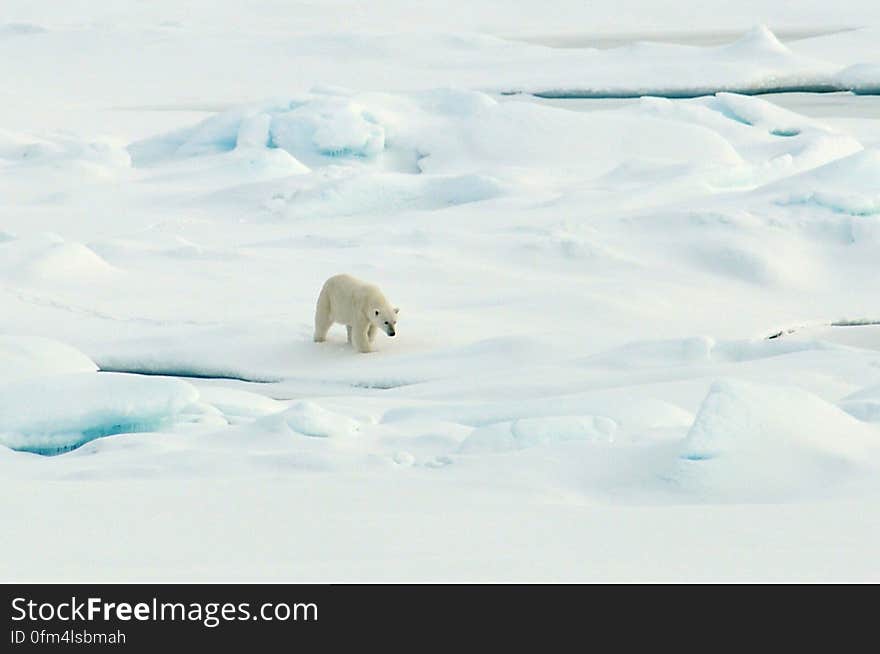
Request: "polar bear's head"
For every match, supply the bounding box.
[370,305,399,337]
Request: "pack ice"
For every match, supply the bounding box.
[2,6,880,582]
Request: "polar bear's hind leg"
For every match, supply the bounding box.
[314,287,332,343]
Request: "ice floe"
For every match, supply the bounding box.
[0,372,199,455]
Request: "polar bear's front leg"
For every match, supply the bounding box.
[352,324,373,353]
[346,325,353,344]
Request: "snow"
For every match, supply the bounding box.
[2,2,880,582]
[460,415,617,453]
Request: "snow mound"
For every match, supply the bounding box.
[0,234,119,283]
[771,149,880,216]
[131,105,260,161]
[634,93,862,186]
[460,415,617,453]
[197,387,286,421]
[130,95,384,167]
[0,335,98,381]
[279,401,359,438]
[23,242,118,281]
[0,372,199,455]
[714,92,814,137]
[725,24,789,56]
[270,96,385,161]
[839,383,880,423]
[674,380,879,500]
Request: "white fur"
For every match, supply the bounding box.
[314,274,399,353]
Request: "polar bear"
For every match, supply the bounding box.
[314,274,399,353]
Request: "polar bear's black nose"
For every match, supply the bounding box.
[388,328,396,337]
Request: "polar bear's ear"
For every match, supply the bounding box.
[394,307,400,314]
